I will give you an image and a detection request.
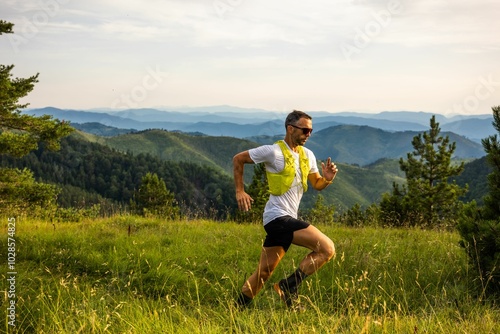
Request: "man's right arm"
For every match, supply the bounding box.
[233,151,255,212]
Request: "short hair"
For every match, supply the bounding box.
[285,110,312,128]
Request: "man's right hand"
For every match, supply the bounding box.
[233,151,256,211]
[236,191,254,212]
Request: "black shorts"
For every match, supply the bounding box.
[263,216,310,252]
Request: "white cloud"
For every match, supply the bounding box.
[0,0,499,114]
[377,0,500,49]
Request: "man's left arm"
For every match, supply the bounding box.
[309,157,338,191]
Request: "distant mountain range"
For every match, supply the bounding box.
[25,106,495,143]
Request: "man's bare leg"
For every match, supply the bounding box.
[273,225,335,308]
[237,245,285,306]
[293,225,335,275]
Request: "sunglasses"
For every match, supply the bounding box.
[289,124,313,135]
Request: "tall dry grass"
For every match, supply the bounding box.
[1,216,498,333]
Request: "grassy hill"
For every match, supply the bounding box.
[2,216,498,333]
[302,161,406,210]
[72,122,137,136]
[103,129,257,175]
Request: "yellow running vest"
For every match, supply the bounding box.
[266,140,310,196]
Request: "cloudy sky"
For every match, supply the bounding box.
[1,0,499,115]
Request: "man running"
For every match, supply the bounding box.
[233,109,338,310]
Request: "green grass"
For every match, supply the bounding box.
[1,216,499,333]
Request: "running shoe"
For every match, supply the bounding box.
[273,282,305,311]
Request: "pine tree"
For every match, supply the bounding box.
[0,20,73,157]
[304,194,335,225]
[0,167,59,217]
[379,182,415,227]
[131,172,179,219]
[397,116,466,226]
[0,20,73,215]
[457,106,500,295]
[237,163,269,223]
[482,106,500,219]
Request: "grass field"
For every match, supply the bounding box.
[1,216,499,333]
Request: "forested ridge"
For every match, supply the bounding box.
[454,156,491,205]
[0,134,237,217]
[0,129,406,213]
[103,128,258,175]
[0,127,491,217]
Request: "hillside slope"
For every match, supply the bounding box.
[94,129,487,209]
[103,129,258,176]
[248,125,484,165]
[99,130,405,209]
[0,127,489,213]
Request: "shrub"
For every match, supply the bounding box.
[0,167,58,217]
[457,202,500,296]
[301,194,335,225]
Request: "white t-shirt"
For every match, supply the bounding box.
[248,142,318,225]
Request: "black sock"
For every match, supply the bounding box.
[236,292,253,307]
[280,268,308,292]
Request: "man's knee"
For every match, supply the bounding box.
[323,240,336,261]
